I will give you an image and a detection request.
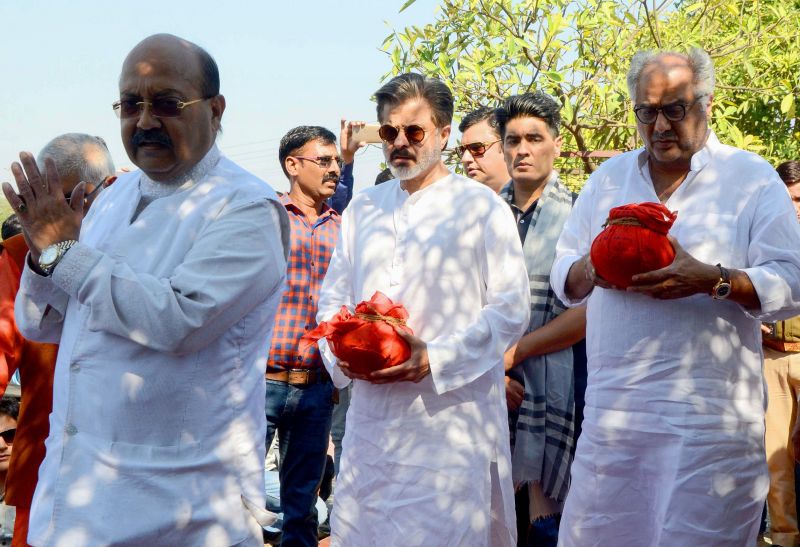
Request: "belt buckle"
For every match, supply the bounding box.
[288,369,311,385]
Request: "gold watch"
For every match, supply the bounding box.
[711,263,732,300]
[38,240,78,276]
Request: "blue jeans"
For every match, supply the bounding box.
[265,379,334,547]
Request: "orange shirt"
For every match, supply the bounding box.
[0,235,57,507]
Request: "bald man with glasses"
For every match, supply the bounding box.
[3,34,288,546]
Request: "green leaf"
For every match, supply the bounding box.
[545,71,564,82]
[780,94,795,115]
[399,0,417,13]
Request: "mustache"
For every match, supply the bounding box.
[323,174,339,183]
[652,131,677,141]
[391,150,414,160]
[132,129,172,148]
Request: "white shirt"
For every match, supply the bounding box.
[317,174,530,547]
[15,148,288,547]
[551,133,800,545]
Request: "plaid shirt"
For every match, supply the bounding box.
[267,194,341,371]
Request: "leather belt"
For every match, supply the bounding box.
[764,338,800,353]
[266,368,330,386]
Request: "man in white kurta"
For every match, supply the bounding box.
[316,73,530,547]
[2,35,288,546]
[551,49,800,545]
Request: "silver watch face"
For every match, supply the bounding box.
[40,245,60,266]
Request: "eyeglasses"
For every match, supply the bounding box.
[633,95,706,124]
[0,428,15,445]
[112,97,208,119]
[291,156,344,169]
[65,177,111,206]
[378,124,427,145]
[455,139,501,158]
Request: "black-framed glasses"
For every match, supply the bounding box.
[112,97,209,119]
[291,155,344,169]
[455,139,501,158]
[65,176,111,205]
[633,95,706,124]
[378,124,427,145]
[0,428,15,445]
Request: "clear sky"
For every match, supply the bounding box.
[0,0,442,193]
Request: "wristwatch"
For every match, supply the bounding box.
[38,240,78,276]
[711,263,732,300]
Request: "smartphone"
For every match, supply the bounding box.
[351,124,383,144]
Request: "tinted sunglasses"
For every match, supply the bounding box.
[113,97,208,119]
[633,95,706,124]
[378,124,427,145]
[0,428,15,445]
[455,139,501,158]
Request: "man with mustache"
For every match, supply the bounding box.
[316,72,530,546]
[266,125,342,546]
[2,34,288,545]
[552,48,800,545]
[495,92,586,546]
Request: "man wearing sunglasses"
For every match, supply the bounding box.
[552,49,800,546]
[0,397,18,542]
[316,72,529,546]
[3,34,288,546]
[457,107,510,193]
[0,132,115,547]
[266,125,342,546]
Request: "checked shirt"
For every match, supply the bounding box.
[267,194,340,371]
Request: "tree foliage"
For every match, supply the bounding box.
[383,0,799,180]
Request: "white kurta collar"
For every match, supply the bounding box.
[139,144,222,195]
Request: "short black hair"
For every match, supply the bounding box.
[195,45,220,98]
[458,107,500,136]
[374,72,454,128]
[278,126,337,179]
[496,92,561,139]
[0,397,19,421]
[1,215,21,241]
[777,160,800,186]
[374,167,394,185]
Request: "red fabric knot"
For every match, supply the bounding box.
[590,202,678,289]
[299,291,413,375]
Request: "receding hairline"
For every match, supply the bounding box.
[119,34,207,88]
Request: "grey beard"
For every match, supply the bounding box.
[386,138,442,182]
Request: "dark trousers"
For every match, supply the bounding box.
[266,379,334,547]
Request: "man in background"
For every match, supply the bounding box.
[458,106,510,192]
[1,133,115,547]
[267,125,342,546]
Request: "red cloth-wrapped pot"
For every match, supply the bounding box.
[299,291,412,375]
[590,202,678,289]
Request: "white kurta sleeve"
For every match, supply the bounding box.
[551,173,598,307]
[27,199,287,355]
[316,207,354,389]
[15,259,70,344]
[425,202,530,395]
[741,179,800,320]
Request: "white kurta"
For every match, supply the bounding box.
[15,149,288,547]
[551,134,800,546]
[317,174,530,547]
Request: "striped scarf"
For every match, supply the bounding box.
[500,174,576,502]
